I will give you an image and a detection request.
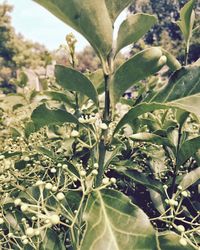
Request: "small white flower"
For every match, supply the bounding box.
[25,227,35,237]
[50,214,60,225]
[91,169,98,176]
[14,198,22,206]
[110,177,117,184]
[50,167,57,173]
[100,123,108,130]
[71,130,79,137]
[102,177,110,185]
[179,238,187,246]
[56,192,65,201]
[45,183,53,190]
[80,170,86,177]
[177,225,185,233]
[181,191,188,197]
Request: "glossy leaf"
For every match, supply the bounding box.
[176,0,195,44]
[55,65,99,106]
[179,167,200,190]
[177,136,200,167]
[80,189,156,250]
[117,168,164,195]
[110,47,166,107]
[116,13,157,54]
[31,103,79,130]
[105,0,132,23]
[33,0,113,64]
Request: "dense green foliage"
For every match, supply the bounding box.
[0,0,200,250]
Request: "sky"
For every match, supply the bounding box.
[1,0,127,51]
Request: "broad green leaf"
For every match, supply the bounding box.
[55,65,99,106]
[177,136,200,167]
[85,69,104,94]
[161,49,182,71]
[148,66,200,103]
[114,103,169,134]
[80,189,156,250]
[44,90,75,108]
[31,103,79,130]
[157,232,194,250]
[130,132,173,147]
[116,14,157,54]
[179,167,200,190]
[105,0,132,23]
[110,47,167,108]
[176,0,195,45]
[116,168,164,195]
[33,0,113,64]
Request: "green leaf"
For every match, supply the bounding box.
[114,102,169,134]
[157,232,194,250]
[105,0,132,23]
[176,0,195,45]
[31,103,79,131]
[130,132,173,147]
[177,136,200,167]
[116,14,157,55]
[148,66,200,104]
[44,90,75,108]
[80,189,156,250]
[40,229,65,250]
[24,121,36,138]
[85,69,104,94]
[36,146,54,159]
[161,49,182,71]
[179,167,200,190]
[55,65,99,106]
[33,0,113,65]
[110,47,167,108]
[149,190,165,214]
[116,168,164,195]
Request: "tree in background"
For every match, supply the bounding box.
[0,3,51,93]
[129,0,200,63]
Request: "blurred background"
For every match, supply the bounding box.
[0,0,199,93]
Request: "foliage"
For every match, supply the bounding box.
[0,0,200,250]
[129,0,200,64]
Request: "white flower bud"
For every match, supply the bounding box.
[91,169,98,176]
[56,192,65,201]
[71,130,79,137]
[177,225,185,233]
[102,177,110,185]
[45,183,53,190]
[100,123,108,130]
[50,214,60,225]
[179,238,187,246]
[25,227,35,237]
[14,198,22,206]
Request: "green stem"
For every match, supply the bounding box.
[95,71,111,187]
